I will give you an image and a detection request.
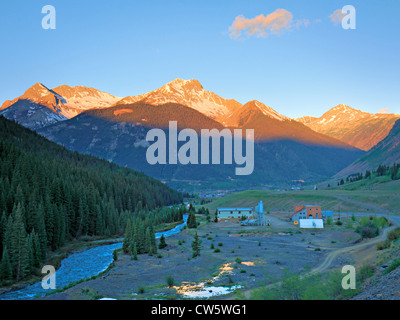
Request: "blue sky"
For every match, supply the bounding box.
[0,0,399,118]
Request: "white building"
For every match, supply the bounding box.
[217,200,267,226]
[299,219,324,229]
[217,207,252,219]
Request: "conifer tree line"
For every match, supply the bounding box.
[0,117,183,282]
[338,162,400,186]
[122,206,186,256]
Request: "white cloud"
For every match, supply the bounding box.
[329,9,346,26]
[378,107,389,114]
[229,9,306,39]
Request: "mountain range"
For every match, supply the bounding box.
[295,104,400,151]
[35,100,362,190]
[0,83,120,129]
[336,118,400,178]
[110,79,242,125]
[2,78,397,190]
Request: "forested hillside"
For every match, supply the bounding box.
[336,119,400,178]
[0,116,182,282]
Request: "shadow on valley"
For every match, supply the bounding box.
[37,102,365,191]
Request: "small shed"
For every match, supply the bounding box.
[322,211,334,219]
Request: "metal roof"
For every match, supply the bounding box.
[218,208,252,211]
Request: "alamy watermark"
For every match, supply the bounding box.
[41,5,357,31]
[42,5,56,30]
[41,265,56,290]
[341,265,356,289]
[341,5,356,30]
[145,121,255,175]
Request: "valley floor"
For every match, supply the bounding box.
[40,214,386,300]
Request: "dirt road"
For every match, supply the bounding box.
[239,222,397,300]
[310,226,393,274]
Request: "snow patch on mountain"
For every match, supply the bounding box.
[0,84,120,129]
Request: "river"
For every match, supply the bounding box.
[0,215,188,300]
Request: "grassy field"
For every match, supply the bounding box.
[205,179,400,214]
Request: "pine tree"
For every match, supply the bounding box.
[3,215,13,258]
[145,227,152,254]
[0,211,6,257]
[25,235,34,274]
[192,232,201,258]
[129,235,136,255]
[96,205,104,235]
[188,212,197,229]
[136,222,145,254]
[123,219,132,253]
[159,234,167,249]
[0,246,12,281]
[9,204,30,281]
[35,203,47,261]
[31,231,42,268]
[150,225,157,254]
[132,242,138,260]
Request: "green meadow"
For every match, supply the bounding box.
[206,178,400,215]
